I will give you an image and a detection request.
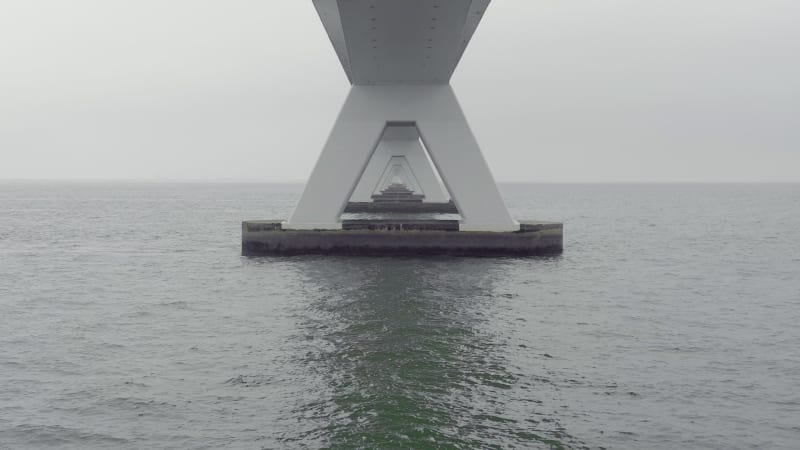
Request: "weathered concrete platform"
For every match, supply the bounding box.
[242,220,563,257]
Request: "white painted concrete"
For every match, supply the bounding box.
[285,85,518,231]
[312,0,491,85]
[285,0,517,232]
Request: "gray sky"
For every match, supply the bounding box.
[1,0,798,182]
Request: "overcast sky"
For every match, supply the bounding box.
[1,0,798,182]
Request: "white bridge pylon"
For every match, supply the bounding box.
[285,0,518,232]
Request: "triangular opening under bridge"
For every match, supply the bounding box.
[344,122,459,217]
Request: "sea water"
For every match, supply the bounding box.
[1,182,798,449]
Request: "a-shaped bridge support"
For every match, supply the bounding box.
[285,85,516,231]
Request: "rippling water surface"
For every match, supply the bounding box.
[1,182,798,449]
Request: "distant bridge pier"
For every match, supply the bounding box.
[350,124,448,204]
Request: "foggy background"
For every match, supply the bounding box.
[1,0,798,182]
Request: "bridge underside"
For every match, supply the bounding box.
[313,0,491,85]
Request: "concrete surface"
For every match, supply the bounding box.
[242,220,563,256]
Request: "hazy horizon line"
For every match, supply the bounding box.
[1,178,798,185]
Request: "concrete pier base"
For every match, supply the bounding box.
[242,220,563,257]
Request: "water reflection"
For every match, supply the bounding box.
[277,256,572,449]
